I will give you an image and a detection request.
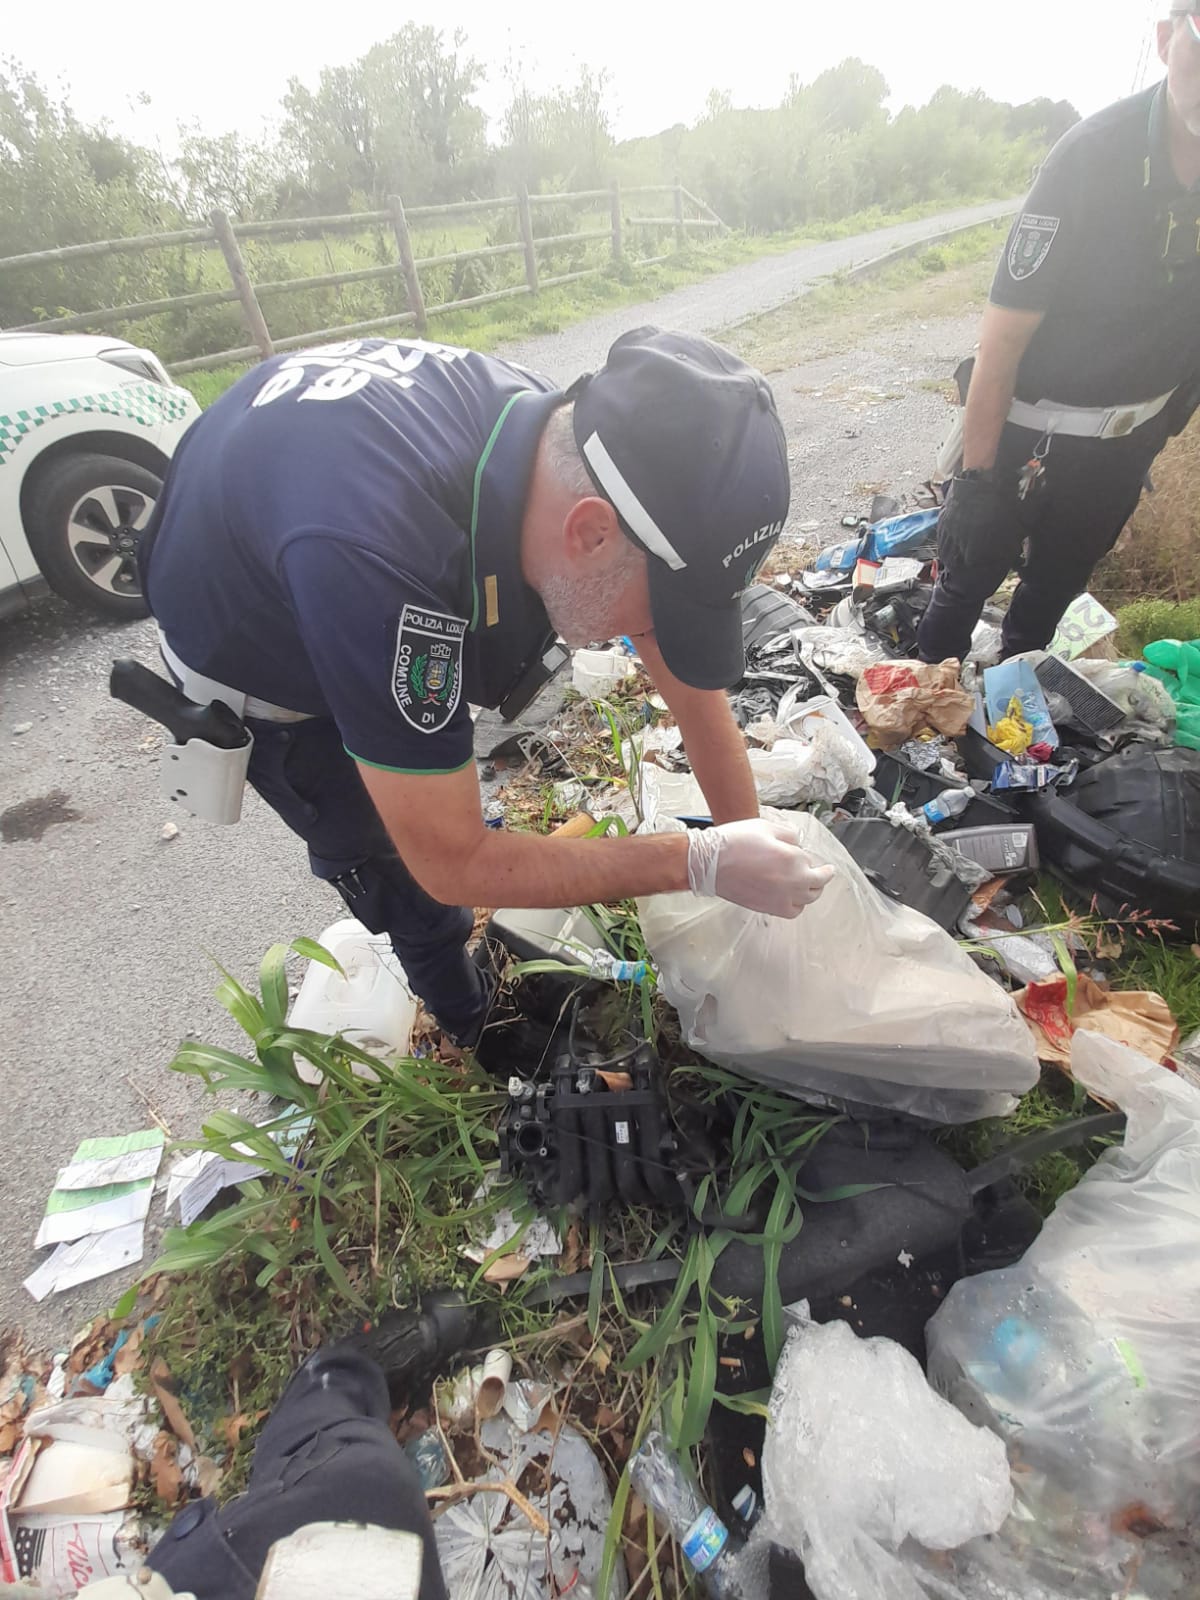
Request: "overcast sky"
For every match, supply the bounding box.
[6,0,1168,152]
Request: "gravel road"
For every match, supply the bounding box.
[0,205,999,1347]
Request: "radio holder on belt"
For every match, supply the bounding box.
[110,658,254,825]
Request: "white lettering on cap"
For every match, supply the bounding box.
[722,519,784,569]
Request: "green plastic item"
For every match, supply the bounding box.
[1143,638,1200,749]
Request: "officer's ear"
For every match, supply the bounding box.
[561,495,623,565]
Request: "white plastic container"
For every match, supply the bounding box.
[775,687,876,774]
[571,647,635,697]
[289,918,418,1080]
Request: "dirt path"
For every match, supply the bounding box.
[0,231,998,1348]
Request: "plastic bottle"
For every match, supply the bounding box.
[920,787,972,827]
[628,1432,745,1598]
[588,949,649,983]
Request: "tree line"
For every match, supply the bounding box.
[0,27,1078,345]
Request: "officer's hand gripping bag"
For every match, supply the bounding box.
[637,809,1038,1123]
[922,1032,1200,1598]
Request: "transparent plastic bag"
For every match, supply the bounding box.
[754,1309,1013,1600]
[746,721,874,807]
[637,809,1039,1121]
[434,1416,624,1599]
[924,1032,1200,1597]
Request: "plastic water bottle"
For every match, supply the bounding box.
[628,1433,745,1597]
[920,787,971,827]
[588,949,649,983]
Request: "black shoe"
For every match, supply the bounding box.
[337,1291,491,1405]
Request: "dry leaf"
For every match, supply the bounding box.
[587,1343,612,1376]
[596,1071,633,1093]
[742,1447,757,1469]
[220,1411,266,1451]
[1191,945,1200,963]
[194,1455,224,1498]
[482,1254,531,1285]
[1095,926,1125,961]
[558,1221,584,1277]
[150,1359,196,1450]
[113,1327,144,1378]
[595,1405,620,1432]
[151,1432,184,1506]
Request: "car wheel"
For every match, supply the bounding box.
[26,452,161,620]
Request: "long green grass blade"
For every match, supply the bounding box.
[259,943,290,1027]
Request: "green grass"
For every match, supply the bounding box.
[1114,597,1200,657]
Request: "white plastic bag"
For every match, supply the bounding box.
[637,809,1038,1121]
[746,721,874,807]
[434,1416,624,1599]
[794,624,891,680]
[925,1032,1200,1598]
[755,1310,1013,1600]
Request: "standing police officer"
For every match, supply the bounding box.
[141,327,832,1046]
[918,4,1200,665]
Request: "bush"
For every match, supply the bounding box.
[1115,597,1200,657]
[1094,414,1200,609]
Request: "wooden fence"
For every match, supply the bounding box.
[0,183,726,375]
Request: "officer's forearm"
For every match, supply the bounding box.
[673,698,758,823]
[431,827,692,910]
[962,303,1045,470]
[631,631,758,824]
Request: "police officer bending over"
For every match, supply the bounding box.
[918,3,1200,665]
[140,328,832,1045]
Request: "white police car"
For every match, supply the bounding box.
[0,331,200,620]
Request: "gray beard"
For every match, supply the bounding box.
[538,571,617,648]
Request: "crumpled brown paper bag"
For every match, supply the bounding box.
[855,660,974,748]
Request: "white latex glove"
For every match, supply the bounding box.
[686,818,836,918]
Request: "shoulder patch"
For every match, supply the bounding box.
[392,605,466,733]
[1007,213,1061,282]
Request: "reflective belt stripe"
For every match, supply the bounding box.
[157,628,314,723]
[1008,387,1176,439]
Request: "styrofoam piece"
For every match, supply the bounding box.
[488,905,607,965]
[289,919,417,1077]
[775,688,876,774]
[571,647,635,697]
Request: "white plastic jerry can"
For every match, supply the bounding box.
[288,918,418,1080]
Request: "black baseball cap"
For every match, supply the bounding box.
[568,327,790,690]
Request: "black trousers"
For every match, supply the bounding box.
[244,714,489,1042]
[147,1348,448,1600]
[917,412,1174,665]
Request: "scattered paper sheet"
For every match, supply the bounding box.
[166,1117,312,1227]
[35,1187,153,1251]
[23,1223,146,1303]
[54,1131,164,1192]
[35,1133,163,1249]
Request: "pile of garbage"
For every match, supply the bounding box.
[7,491,1200,1600]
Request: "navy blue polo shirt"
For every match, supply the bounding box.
[144,338,561,774]
[991,83,1200,407]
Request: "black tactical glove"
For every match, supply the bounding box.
[936,469,1018,571]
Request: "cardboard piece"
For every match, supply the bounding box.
[1016,975,1180,1065]
[0,1395,141,1593]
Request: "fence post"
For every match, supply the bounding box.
[388,194,427,334]
[209,209,273,361]
[609,180,623,264]
[674,179,687,249]
[517,185,539,294]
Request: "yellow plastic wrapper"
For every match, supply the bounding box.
[988,695,1034,755]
